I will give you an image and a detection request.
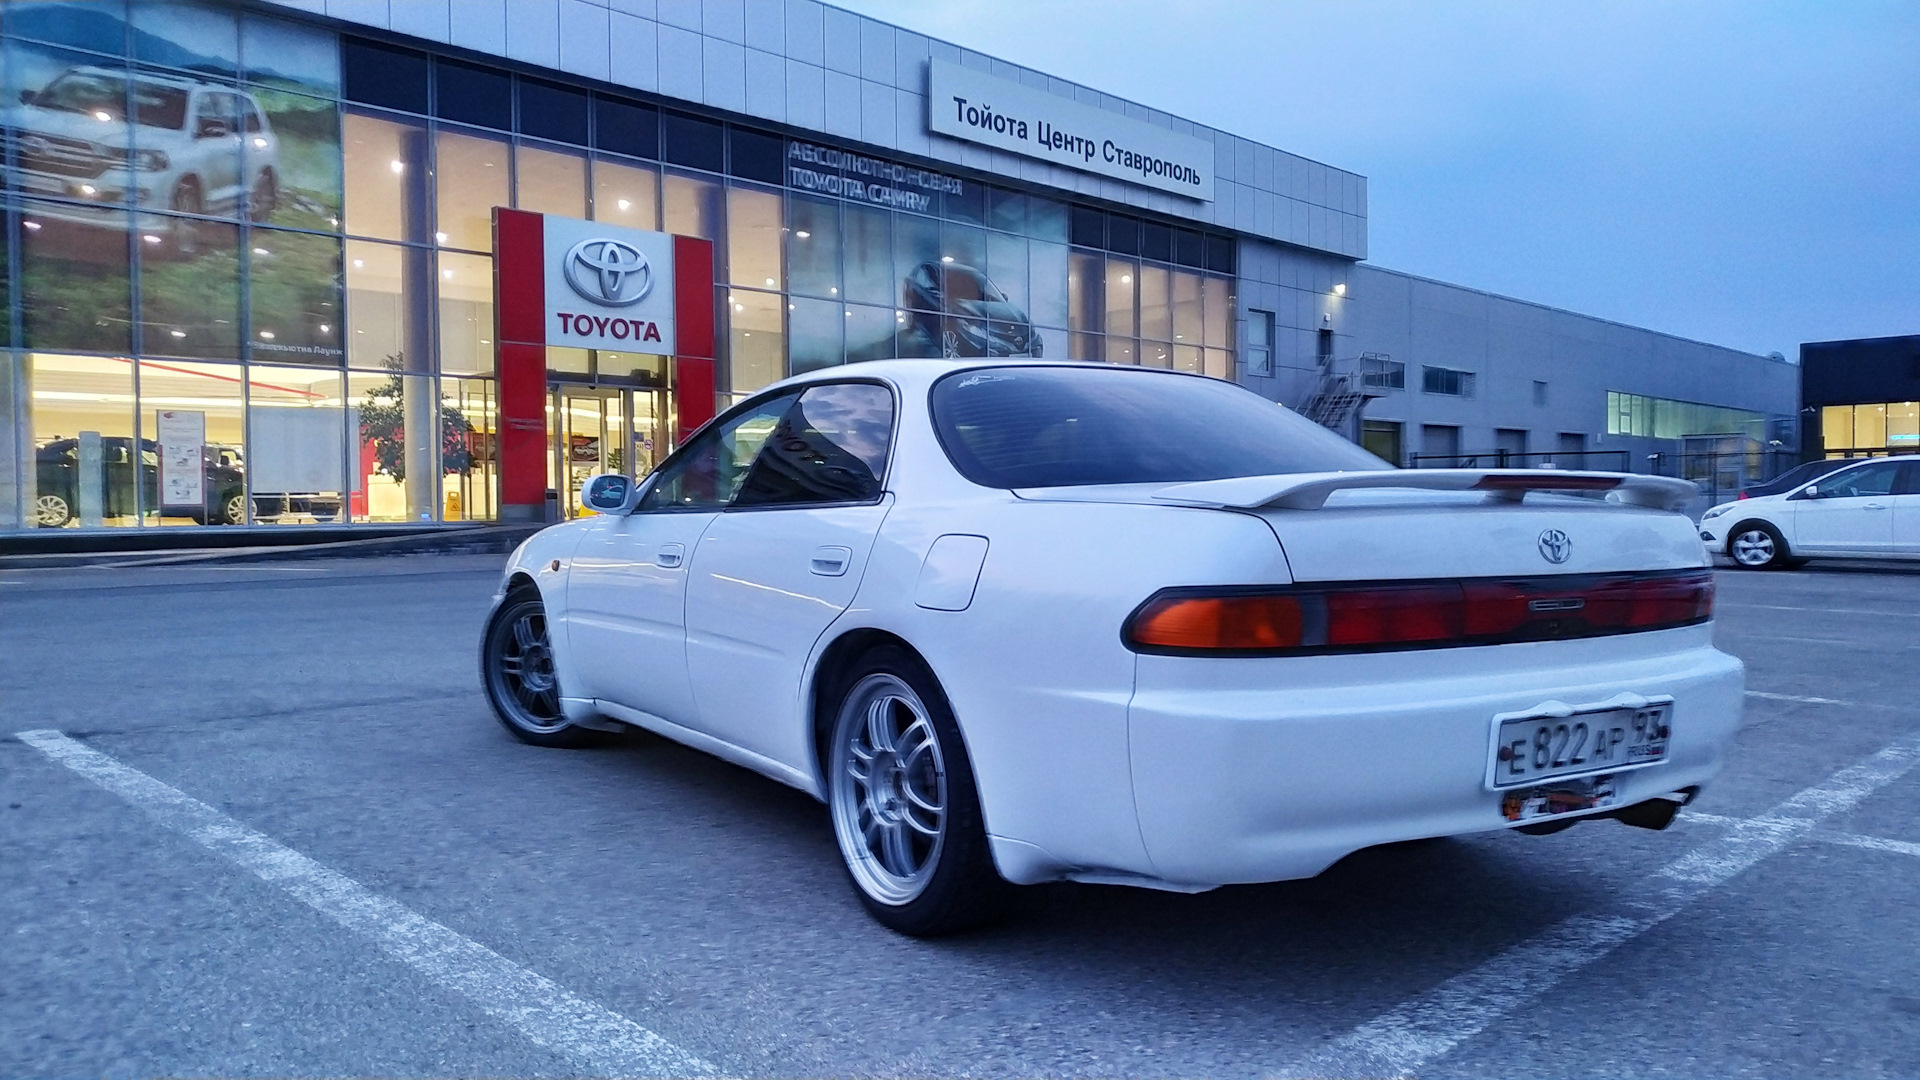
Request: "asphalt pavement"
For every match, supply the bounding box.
[2,553,1916,1078]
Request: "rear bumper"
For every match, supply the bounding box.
[1127,626,1744,885]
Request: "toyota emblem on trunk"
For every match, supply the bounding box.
[1538,528,1572,564]
[564,238,652,307]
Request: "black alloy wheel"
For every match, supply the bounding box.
[481,586,597,748]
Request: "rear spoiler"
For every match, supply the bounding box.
[1150,469,1699,512]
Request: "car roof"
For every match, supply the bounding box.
[756,358,1226,398]
[66,65,203,89]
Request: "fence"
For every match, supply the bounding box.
[1407,447,1810,506]
[1408,450,1631,471]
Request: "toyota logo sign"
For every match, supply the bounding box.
[563,237,652,307]
[1537,528,1573,564]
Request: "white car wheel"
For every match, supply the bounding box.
[1729,523,1786,569]
[34,493,72,527]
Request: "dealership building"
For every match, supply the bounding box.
[0,0,1801,531]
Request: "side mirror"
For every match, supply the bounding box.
[1792,484,1819,500]
[18,89,36,106]
[580,473,638,515]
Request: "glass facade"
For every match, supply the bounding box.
[1821,402,1920,456]
[1607,391,1770,442]
[0,0,1237,531]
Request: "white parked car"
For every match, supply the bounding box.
[482,361,1743,935]
[7,65,279,250]
[1699,455,1920,568]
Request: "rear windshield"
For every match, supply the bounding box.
[930,365,1386,489]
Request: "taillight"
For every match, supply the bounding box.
[1737,491,1749,499]
[1123,569,1714,656]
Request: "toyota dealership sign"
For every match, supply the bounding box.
[540,215,677,353]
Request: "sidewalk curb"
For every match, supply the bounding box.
[0,525,543,570]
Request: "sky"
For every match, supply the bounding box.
[833,0,1919,357]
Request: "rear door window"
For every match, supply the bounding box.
[732,382,895,507]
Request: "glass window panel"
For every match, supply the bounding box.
[347,367,437,521]
[345,239,430,370]
[243,14,339,98]
[431,128,508,249]
[1068,331,1101,362]
[1108,216,1140,256]
[896,299,939,359]
[514,142,585,219]
[595,97,657,159]
[1104,256,1136,338]
[788,296,842,374]
[939,221,986,281]
[1172,344,1202,374]
[1028,196,1068,244]
[728,128,783,184]
[23,353,137,528]
[2,1,128,54]
[842,202,892,306]
[662,169,720,240]
[250,87,342,230]
[131,0,237,77]
[1031,325,1065,362]
[344,111,428,242]
[639,391,798,511]
[1067,249,1102,333]
[341,39,427,113]
[1172,270,1203,346]
[661,112,723,172]
[1854,403,1887,449]
[1888,401,1919,447]
[442,376,495,520]
[1138,263,1171,343]
[727,289,784,394]
[142,216,240,359]
[136,359,246,525]
[891,213,938,309]
[985,231,1029,313]
[732,382,894,507]
[1819,406,1848,448]
[137,84,248,221]
[595,350,667,388]
[592,156,657,230]
[7,44,134,208]
[1203,347,1231,380]
[726,184,782,289]
[1105,337,1137,366]
[517,79,588,145]
[248,227,342,365]
[845,303,896,364]
[1029,240,1068,329]
[988,188,1026,234]
[1142,341,1173,369]
[437,250,494,376]
[943,183,984,225]
[20,199,132,354]
[787,195,840,300]
[545,345,589,377]
[1203,277,1234,349]
[1142,222,1172,263]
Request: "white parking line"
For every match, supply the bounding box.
[1825,832,1920,859]
[14,730,715,1079]
[1745,690,1851,706]
[1273,729,1920,1079]
[1739,604,1920,619]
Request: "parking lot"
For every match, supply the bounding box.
[2,554,1916,1078]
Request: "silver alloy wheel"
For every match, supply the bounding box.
[941,328,961,358]
[1731,528,1776,567]
[222,493,247,525]
[830,673,948,906]
[34,494,71,527]
[488,605,567,733]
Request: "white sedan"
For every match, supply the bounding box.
[481,360,1744,935]
[1699,454,1920,568]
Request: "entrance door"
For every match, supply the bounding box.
[550,385,671,518]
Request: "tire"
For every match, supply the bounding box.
[218,491,247,525]
[480,586,597,748]
[33,493,72,527]
[1727,521,1790,570]
[248,168,277,223]
[825,645,1007,936]
[169,180,203,255]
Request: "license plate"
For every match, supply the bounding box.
[1490,701,1671,789]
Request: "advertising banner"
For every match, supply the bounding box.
[155,409,206,508]
[541,216,677,355]
[927,59,1215,202]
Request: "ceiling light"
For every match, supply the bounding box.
[318,324,330,333]
[23,221,40,230]
[617,198,631,211]
[443,269,453,279]
[1333,283,1346,296]
[170,329,186,338]
[142,234,162,244]
[795,231,810,239]
[94,110,113,122]
[941,256,954,263]
[352,259,364,268]
[252,247,270,256]
[259,330,276,340]
[764,278,775,286]
[436,231,448,243]
[1121,274,1132,284]
[389,160,405,174]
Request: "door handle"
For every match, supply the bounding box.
[656,542,685,568]
[1864,503,1889,510]
[810,545,852,577]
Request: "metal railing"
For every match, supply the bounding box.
[1408,450,1631,471]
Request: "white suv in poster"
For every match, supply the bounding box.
[8,65,279,249]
